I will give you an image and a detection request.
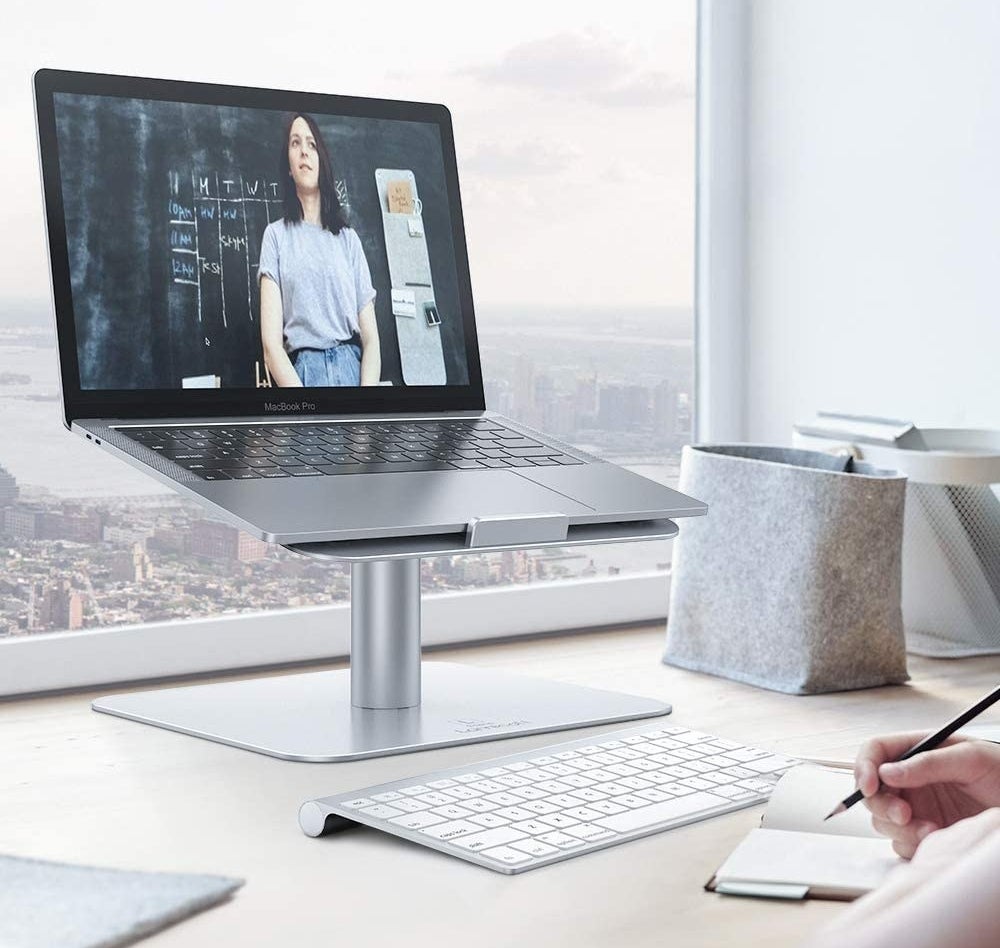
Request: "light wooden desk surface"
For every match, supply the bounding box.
[3,626,1000,948]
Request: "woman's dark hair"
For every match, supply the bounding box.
[279,113,349,233]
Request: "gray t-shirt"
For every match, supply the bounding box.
[258,220,376,352]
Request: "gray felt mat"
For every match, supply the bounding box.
[0,854,243,948]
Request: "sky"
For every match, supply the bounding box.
[1,0,695,313]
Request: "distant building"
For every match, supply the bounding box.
[109,544,154,583]
[3,505,47,540]
[653,380,678,440]
[191,519,267,562]
[103,525,153,549]
[575,375,598,421]
[46,506,106,543]
[0,465,18,508]
[30,579,83,631]
[150,526,189,554]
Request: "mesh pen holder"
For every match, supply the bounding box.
[663,445,909,695]
[796,429,1000,657]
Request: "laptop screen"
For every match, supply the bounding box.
[36,71,484,420]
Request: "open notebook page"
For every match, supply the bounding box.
[762,765,882,838]
[711,766,901,898]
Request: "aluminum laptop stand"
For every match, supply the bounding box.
[92,518,678,761]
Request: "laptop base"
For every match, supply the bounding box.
[91,662,670,762]
[92,554,670,761]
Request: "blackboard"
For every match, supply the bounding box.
[53,93,470,390]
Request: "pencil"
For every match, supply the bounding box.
[824,681,1000,820]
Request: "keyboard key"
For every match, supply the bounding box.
[495,806,535,822]
[511,820,551,835]
[635,788,675,803]
[421,820,481,841]
[389,812,445,830]
[539,814,579,829]
[453,827,528,852]
[485,793,522,807]
[568,787,607,803]
[433,804,474,820]
[494,775,531,789]
[509,786,548,801]
[393,799,431,813]
[618,776,654,791]
[538,832,585,850]
[469,813,511,829]
[589,800,627,816]
[594,792,729,834]
[442,786,479,801]
[521,800,560,816]
[536,781,573,795]
[566,824,616,842]
[358,804,404,820]
[616,795,652,809]
[510,839,558,858]
[481,846,532,866]
[565,806,603,821]
[342,798,376,810]
[416,792,454,807]
[678,777,716,791]
[462,798,499,814]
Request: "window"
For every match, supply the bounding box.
[0,5,695,663]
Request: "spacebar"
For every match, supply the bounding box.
[594,792,731,833]
[314,461,453,475]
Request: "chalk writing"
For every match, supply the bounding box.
[167,169,351,383]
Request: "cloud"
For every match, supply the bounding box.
[462,140,580,177]
[460,32,690,108]
[592,71,689,107]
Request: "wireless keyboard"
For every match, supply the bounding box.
[299,722,796,874]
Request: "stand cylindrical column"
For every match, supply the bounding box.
[350,558,422,710]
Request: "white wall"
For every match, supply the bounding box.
[739,0,1000,442]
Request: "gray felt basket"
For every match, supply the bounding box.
[663,445,910,694]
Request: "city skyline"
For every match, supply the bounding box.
[0,300,691,637]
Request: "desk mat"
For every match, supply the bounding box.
[0,854,243,948]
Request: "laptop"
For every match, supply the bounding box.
[33,69,706,547]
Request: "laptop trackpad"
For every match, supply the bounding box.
[199,470,594,543]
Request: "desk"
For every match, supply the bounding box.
[3,626,999,948]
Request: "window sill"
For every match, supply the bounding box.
[0,572,670,698]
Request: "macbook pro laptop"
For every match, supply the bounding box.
[33,69,706,547]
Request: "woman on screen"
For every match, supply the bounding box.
[259,113,381,387]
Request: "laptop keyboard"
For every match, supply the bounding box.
[118,419,586,480]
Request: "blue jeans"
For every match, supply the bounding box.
[292,343,362,386]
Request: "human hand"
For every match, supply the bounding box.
[901,808,1000,882]
[855,733,1000,858]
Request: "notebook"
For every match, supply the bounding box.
[706,765,903,901]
